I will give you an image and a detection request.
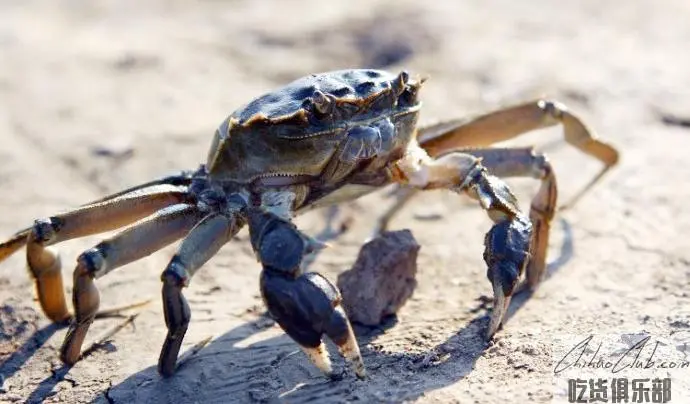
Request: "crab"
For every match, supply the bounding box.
[0,69,618,380]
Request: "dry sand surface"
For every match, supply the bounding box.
[1,0,689,403]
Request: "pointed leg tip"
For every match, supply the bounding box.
[60,324,88,365]
[354,364,367,380]
[340,347,366,380]
[158,340,181,377]
[487,283,512,341]
[158,335,185,378]
[485,320,501,341]
[326,306,366,380]
[59,349,79,366]
[301,343,334,377]
[158,362,177,378]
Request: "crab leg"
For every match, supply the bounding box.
[0,227,32,263]
[378,99,619,232]
[61,203,203,365]
[0,180,190,262]
[393,144,532,338]
[418,100,617,209]
[0,184,189,323]
[370,186,416,238]
[377,147,556,288]
[84,170,194,205]
[158,211,243,376]
[249,208,365,379]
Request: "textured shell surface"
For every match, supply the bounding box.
[206,69,422,183]
[235,70,401,122]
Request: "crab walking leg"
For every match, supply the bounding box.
[377,100,618,234]
[0,184,189,323]
[158,212,243,376]
[0,227,31,262]
[84,171,194,206]
[0,180,191,263]
[371,186,417,236]
[373,145,553,236]
[417,100,618,209]
[249,208,365,379]
[394,145,532,338]
[382,147,556,288]
[61,204,203,365]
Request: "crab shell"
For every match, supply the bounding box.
[206,69,423,186]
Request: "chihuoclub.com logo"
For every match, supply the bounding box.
[550,333,689,403]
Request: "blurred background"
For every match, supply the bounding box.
[1,1,689,403]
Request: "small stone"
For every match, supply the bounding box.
[337,229,419,325]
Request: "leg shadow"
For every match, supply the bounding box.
[0,321,66,387]
[24,364,71,404]
[98,219,575,403]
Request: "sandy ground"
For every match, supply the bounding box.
[1,0,689,403]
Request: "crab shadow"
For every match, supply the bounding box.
[0,323,67,392]
[99,218,573,403]
[7,319,120,404]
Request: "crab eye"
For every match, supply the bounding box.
[398,84,420,107]
[309,90,335,118]
[391,71,409,96]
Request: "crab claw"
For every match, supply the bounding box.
[260,270,366,379]
[483,215,532,338]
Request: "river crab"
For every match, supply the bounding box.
[0,69,618,379]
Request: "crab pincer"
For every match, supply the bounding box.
[483,215,532,337]
[249,208,366,379]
